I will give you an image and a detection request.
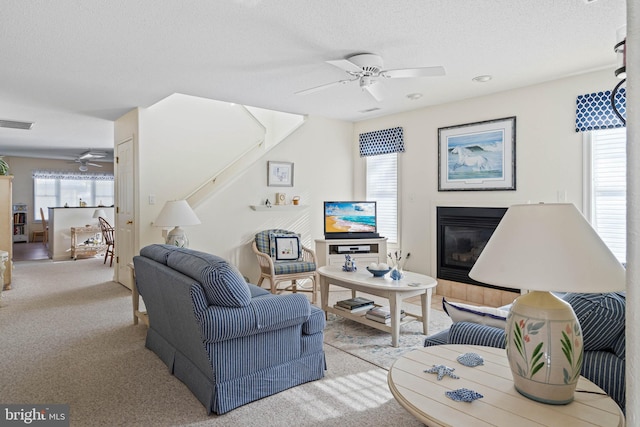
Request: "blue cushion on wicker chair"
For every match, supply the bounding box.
[273,261,316,275]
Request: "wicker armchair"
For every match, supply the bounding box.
[252,229,318,304]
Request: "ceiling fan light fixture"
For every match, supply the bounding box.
[79,164,88,172]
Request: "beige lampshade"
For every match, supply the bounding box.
[154,200,201,227]
[92,209,107,219]
[469,203,625,292]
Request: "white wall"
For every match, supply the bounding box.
[191,116,354,280]
[353,68,621,277]
[128,96,355,282]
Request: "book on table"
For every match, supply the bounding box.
[365,306,406,323]
[365,308,407,323]
[333,304,373,314]
[335,297,375,310]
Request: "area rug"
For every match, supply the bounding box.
[323,308,452,370]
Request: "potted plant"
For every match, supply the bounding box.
[0,157,8,175]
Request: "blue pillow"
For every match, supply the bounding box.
[166,249,251,308]
[562,292,625,352]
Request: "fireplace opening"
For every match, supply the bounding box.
[437,206,516,292]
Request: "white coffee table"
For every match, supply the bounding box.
[318,266,437,347]
[388,344,625,426]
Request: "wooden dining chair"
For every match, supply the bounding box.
[98,216,115,267]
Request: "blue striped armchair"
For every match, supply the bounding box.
[252,229,318,304]
[134,244,326,414]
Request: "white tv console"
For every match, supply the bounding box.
[315,237,388,268]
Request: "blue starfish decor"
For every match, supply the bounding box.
[424,364,459,380]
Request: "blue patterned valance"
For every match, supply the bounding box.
[575,88,626,132]
[359,127,404,157]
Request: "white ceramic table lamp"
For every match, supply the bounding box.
[154,200,201,248]
[469,203,625,405]
[93,208,107,221]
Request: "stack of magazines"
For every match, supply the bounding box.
[365,306,406,324]
[334,297,375,313]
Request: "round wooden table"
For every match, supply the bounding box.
[388,344,625,426]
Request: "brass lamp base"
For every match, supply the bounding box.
[506,291,583,405]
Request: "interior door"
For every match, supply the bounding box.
[115,137,135,289]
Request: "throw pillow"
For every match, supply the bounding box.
[269,232,303,262]
[562,292,626,352]
[443,298,509,329]
[166,249,251,308]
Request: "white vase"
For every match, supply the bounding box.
[505,291,583,404]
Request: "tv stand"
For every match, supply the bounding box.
[315,237,388,268]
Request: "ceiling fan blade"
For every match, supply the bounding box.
[78,150,107,160]
[326,59,363,73]
[381,66,446,79]
[87,162,102,167]
[363,81,386,102]
[295,78,356,96]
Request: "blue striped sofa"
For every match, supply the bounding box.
[134,244,326,414]
[424,292,626,412]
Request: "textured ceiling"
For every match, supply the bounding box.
[0,0,626,160]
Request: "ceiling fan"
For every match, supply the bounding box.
[296,53,445,101]
[75,159,102,172]
[70,150,107,171]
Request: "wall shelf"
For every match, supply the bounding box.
[250,205,308,211]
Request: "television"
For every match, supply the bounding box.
[323,201,380,239]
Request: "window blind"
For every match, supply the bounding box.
[590,128,626,263]
[366,153,398,244]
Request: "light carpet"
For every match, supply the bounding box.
[324,309,452,370]
[0,258,432,426]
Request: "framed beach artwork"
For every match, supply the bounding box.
[438,116,516,191]
[267,161,294,187]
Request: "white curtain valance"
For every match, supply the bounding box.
[32,170,114,180]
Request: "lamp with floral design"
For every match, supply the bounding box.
[469,203,625,404]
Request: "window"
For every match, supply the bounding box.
[585,127,626,264]
[33,171,114,220]
[366,152,398,244]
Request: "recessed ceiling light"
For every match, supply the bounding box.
[406,93,423,100]
[472,75,492,83]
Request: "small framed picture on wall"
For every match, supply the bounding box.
[267,161,294,187]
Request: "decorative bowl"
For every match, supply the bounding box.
[366,267,391,277]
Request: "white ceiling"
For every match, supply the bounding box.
[0,0,626,161]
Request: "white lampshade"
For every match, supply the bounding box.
[154,200,201,248]
[469,203,625,405]
[469,203,625,292]
[93,209,107,219]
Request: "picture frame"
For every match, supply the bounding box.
[267,161,294,187]
[438,116,516,191]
